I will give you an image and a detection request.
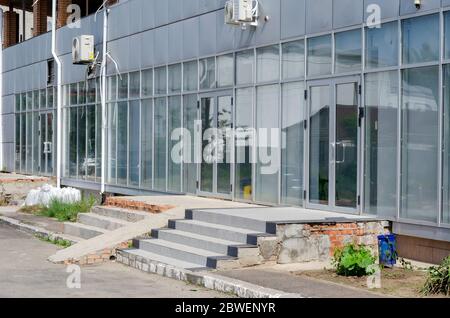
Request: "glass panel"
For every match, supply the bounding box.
[69,108,78,177]
[87,79,96,103]
[79,82,87,105]
[15,115,20,171]
[401,66,439,222]
[78,107,86,179]
[40,89,46,109]
[402,14,439,65]
[307,35,332,77]
[154,98,167,191]
[168,64,182,94]
[26,112,32,172]
[20,113,26,171]
[70,83,78,105]
[236,50,254,86]
[217,96,233,194]
[107,103,117,183]
[335,29,361,74]
[96,104,102,180]
[183,61,198,92]
[33,112,39,173]
[117,102,128,185]
[40,114,46,173]
[107,76,117,101]
[141,99,153,188]
[21,93,26,111]
[155,67,167,95]
[15,94,21,112]
[141,69,153,97]
[282,40,305,80]
[309,85,330,205]
[366,21,398,69]
[33,90,39,109]
[47,113,54,174]
[256,85,280,204]
[183,94,198,193]
[26,91,32,110]
[129,72,140,99]
[118,74,128,100]
[47,87,54,108]
[200,97,214,193]
[129,100,140,186]
[168,96,181,192]
[217,54,234,87]
[364,71,398,217]
[257,45,280,83]
[199,57,216,90]
[335,82,358,208]
[281,82,305,206]
[86,105,96,180]
[235,88,253,200]
[444,65,450,224]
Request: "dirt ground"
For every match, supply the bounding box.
[293,267,446,298]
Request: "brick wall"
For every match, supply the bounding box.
[3,10,19,48]
[258,221,391,264]
[57,0,72,28]
[33,0,49,36]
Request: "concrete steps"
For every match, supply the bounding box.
[62,205,150,241]
[118,208,273,270]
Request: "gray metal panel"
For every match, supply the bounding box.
[154,0,169,27]
[141,30,155,68]
[168,0,183,23]
[333,0,363,29]
[1,96,14,115]
[2,143,14,171]
[168,22,183,63]
[306,0,333,34]
[281,0,306,40]
[141,0,155,30]
[183,17,200,60]
[128,34,142,71]
[153,26,169,65]
[183,0,200,18]
[129,0,142,34]
[216,10,235,53]
[107,37,129,73]
[444,0,450,8]
[2,113,14,142]
[364,0,400,20]
[400,0,440,15]
[254,0,281,46]
[199,12,217,56]
[198,0,225,14]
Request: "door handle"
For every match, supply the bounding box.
[335,142,346,164]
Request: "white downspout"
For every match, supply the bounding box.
[51,0,62,188]
[0,9,3,172]
[100,7,108,194]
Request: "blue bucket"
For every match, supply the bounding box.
[378,234,397,267]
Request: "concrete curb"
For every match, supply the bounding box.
[117,249,304,298]
[0,215,78,245]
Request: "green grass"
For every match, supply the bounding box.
[37,235,72,248]
[21,195,96,222]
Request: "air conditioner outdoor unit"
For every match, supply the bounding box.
[72,35,95,65]
[225,0,258,27]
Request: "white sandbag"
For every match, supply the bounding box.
[24,184,82,207]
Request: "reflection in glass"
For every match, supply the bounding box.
[141,99,153,188]
[129,101,140,186]
[200,97,214,193]
[401,66,439,223]
[217,96,233,194]
[183,94,198,193]
[154,98,167,191]
[335,29,361,73]
[168,64,182,94]
[307,35,332,77]
[199,58,216,90]
[257,45,280,83]
[282,40,305,80]
[183,61,198,92]
[168,96,181,192]
[236,50,254,86]
[366,21,398,69]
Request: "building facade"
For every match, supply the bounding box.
[2,0,450,256]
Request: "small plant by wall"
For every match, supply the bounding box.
[421,256,450,296]
[332,243,377,277]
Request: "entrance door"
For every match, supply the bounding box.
[306,77,361,213]
[39,112,54,175]
[198,92,233,199]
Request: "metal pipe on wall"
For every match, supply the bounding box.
[100,5,108,194]
[0,9,3,171]
[51,0,62,188]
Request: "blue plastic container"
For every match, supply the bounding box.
[378,234,397,267]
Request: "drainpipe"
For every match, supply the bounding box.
[51,0,62,188]
[100,6,109,194]
[0,9,3,171]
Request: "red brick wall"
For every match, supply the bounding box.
[33,0,49,36]
[3,11,19,48]
[57,0,72,28]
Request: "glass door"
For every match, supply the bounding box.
[198,91,233,199]
[39,112,54,175]
[306,76,361,214]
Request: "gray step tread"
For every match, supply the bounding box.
[175,219,261,234]
[93,206,150,217]
[140,238,225,258]
[158,229,244,247]
[79,213,133,225]
[64,221,110,234]
[122,248,206,270]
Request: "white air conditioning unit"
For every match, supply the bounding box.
[225,0,258,27]
[72,35,95,65]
